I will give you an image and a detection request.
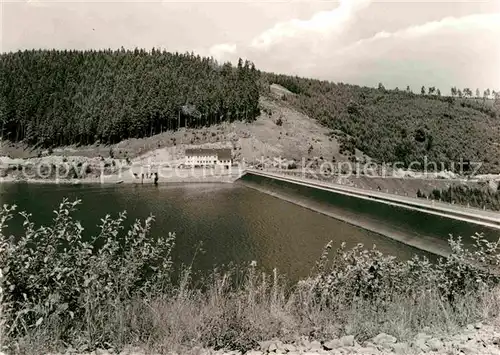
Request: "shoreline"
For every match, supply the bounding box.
[0,169,241,185]
[0,172,242,185]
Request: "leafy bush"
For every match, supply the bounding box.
[414,128,426,143]
[1,199,175,346]
[310,235,500,314]
[339,137,356,156]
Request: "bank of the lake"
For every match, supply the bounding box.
[0,162,241,185]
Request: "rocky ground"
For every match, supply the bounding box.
[36,322,500,355]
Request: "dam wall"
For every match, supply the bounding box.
[238,170,500,257]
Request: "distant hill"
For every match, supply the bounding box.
[2,49,499,174]
[263,73,500,174]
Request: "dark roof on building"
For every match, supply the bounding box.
[185,149,215,156]
[216,149,232,161]
[185,148,232,161]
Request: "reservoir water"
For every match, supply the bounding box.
[1,179,498,280]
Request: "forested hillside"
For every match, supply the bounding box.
[2,48,500,174]
[0,49,260,146]
[264,73,500,173]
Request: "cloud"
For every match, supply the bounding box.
[341,13,500,54]
[209,6,500,91]
[249,0,371,50]
[328,13,500,90]
[4,0,499,90]
[209,43,237,62]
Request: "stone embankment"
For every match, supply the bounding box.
[39,323,500,355]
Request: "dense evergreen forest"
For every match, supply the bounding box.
[0,49,260,146]
[264,73,500,173]
[2,48,500,173]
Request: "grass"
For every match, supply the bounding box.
[9,269,500,355]
[1,200,500,354]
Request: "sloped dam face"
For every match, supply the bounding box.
[238,172,500,258]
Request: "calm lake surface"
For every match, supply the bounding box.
[1,180,499,280]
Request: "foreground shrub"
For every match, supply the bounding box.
[1,199,175,348]
[310,235,500,310]
[1,199,500,354]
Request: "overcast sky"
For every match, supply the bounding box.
[1,0,499,92]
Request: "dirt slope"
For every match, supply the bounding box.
[1,96,352,165]
[2,95,497,199]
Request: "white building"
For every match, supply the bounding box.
[185,148,232,168]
